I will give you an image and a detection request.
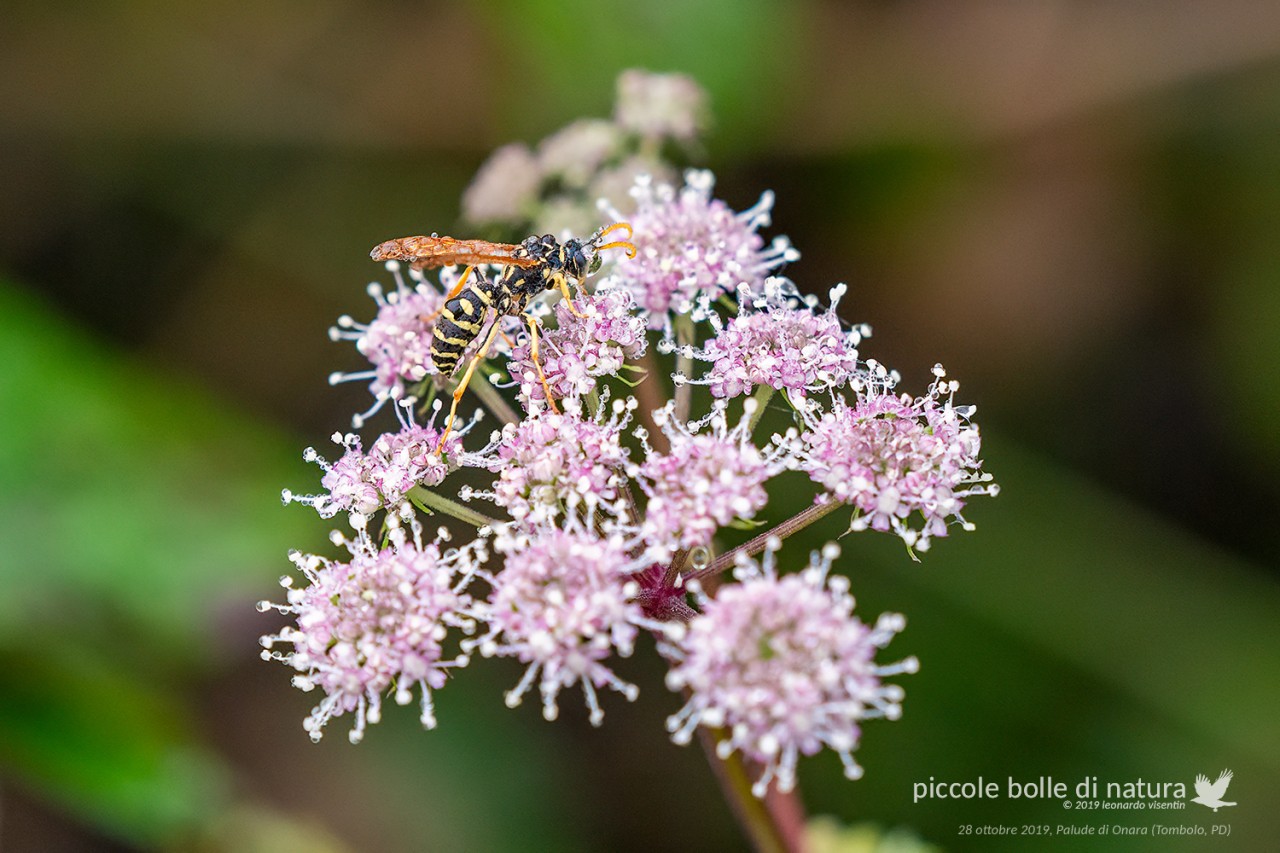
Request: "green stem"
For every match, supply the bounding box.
[470,371,520,426]
[673,314,695,424]
[638,135,662,162]
[691,500,842,582]
[408,486,499,529]
[746,384,775,434]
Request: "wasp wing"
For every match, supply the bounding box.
[370,235,539,270]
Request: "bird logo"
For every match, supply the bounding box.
[1191,769,1237,812]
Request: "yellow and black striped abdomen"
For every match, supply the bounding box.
[431,284,493,374]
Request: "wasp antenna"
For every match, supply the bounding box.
[595,238,637,259]
[591,222,635,257]
[593,221,633,244]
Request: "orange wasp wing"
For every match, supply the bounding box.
[369,235,540,270]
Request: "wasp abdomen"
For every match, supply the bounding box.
[432,284,493,374]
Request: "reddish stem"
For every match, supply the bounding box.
[694,724,808,853]
[690,500,841,582]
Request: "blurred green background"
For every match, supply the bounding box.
[2,2,1278,851]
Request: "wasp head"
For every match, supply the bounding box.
[562,239,593,280]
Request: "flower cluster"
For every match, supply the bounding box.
[282,401,462,520]
[267,76,996,800]
[468,523,656,726]
[794,366,997,553]
[609,170,799,329]
[666,542,918,797]
[614,68,708,142]
[507,288,647,404]
[465,399,634,524]
[633,401,782,557]
[462,70,705,238]
[692,283,864,400]
[259,512,485,743]
[327,266,447,425]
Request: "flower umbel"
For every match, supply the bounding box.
[468,524,653,726]
[464,398,635,525]
[613,69,709,142]
[506,287,647,405]
[795,366,998,554]
[460,69,705,236]
[271,71,998,842]
[693,283,865,400]
[665,542,918,797]
[611,170,799,330]
[259,512,485,743]
[283,400,463,521]
[462,142,541,226]
[327,265,448,426]
[634,400,783,557]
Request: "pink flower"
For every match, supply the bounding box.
[260,515,486,743]
[665,543,917,796]
[464,399,635,524]
[327,264,454,426]
[507,288,647,406]
[614,69,709,142]
[610,171,798,329]
[696,284,863,399]
[635,401,783,556]
[536,119,624,189]
[284,403,462,520]
[282,433,382,519]
[469,525,652,725]
[462,143,542,225]
[368,424,454,498]
[795,367,999,552]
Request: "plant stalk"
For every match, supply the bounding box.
[408,486,498,529]
[691,500,842,581]
[746,384,775,434]
[673,314,695,424]
[695,724,806,853]
[469,372,521,426]
[634,350,671,454]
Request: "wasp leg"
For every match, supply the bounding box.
[557,276,587,319]
[436,311,503,453]
[523,313,560,415]
[423,265,476,324]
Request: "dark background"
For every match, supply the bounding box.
[1,2,1277,851]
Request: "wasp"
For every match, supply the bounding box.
[370,222,636,450]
